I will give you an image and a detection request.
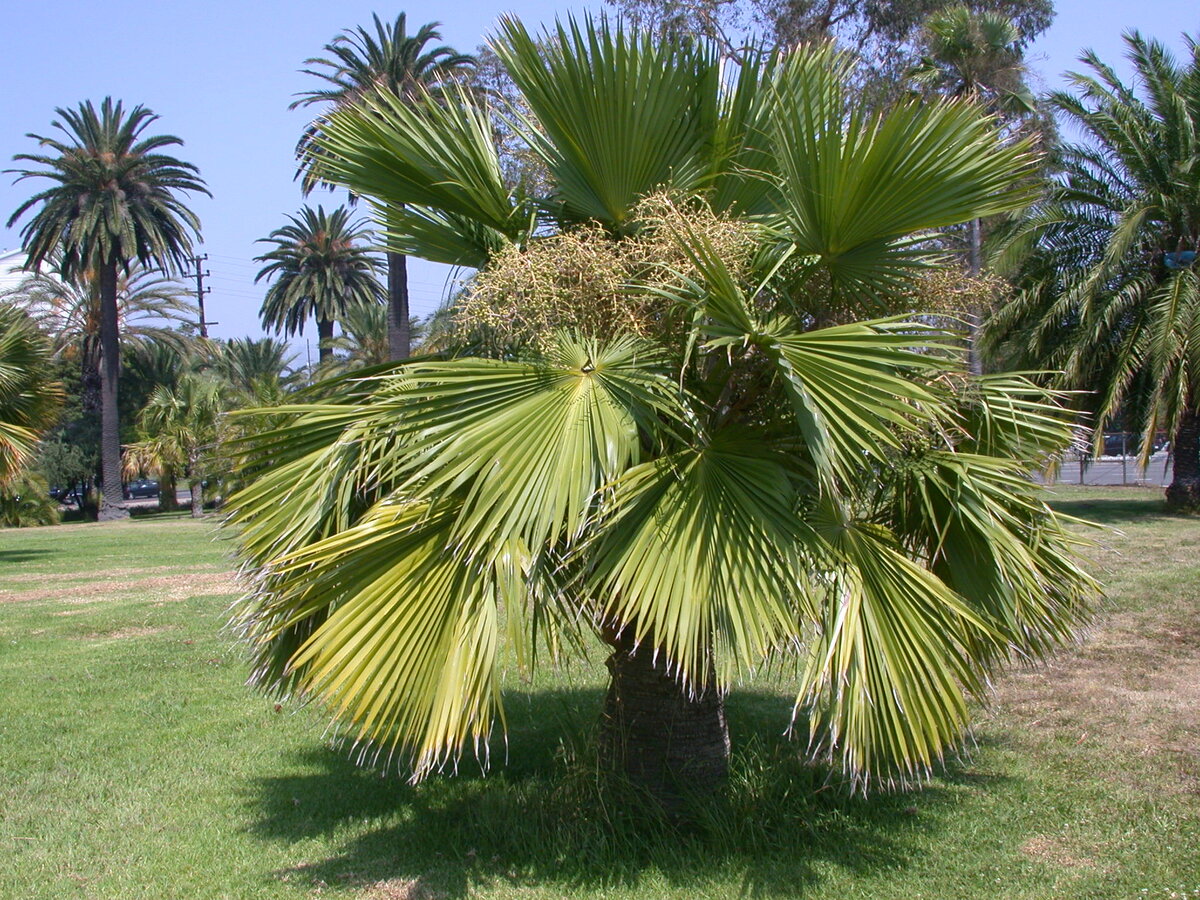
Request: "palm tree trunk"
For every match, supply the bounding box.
[190,477,203,518]
[1166,408,1200,510]
[386,250,411,361]
[598,632,729,815]
[316,317,335,363]
[158,469,179,512]
[97,260,128,521]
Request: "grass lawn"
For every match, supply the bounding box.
[1,489,1198,899]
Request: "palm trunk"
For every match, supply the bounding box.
[190,478,203,518]
[158,469,179,512]
[598,632,730,815]
[81,353,101,416]
[386,250,411,361]
[1166,408,1200,511]
[316,317,334,363]
[97,260,127,521]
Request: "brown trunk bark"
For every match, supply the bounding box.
[316,317,334,363]
[190,479,203,518]
[386,250,411,361]
[158,470,179,512]
[598,633,730,815]
[97,260,128,521]
[1166,408,1200,511]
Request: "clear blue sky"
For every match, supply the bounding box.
[1,0,1196,350]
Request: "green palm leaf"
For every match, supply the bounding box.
[492,16,719,229]
[313,83,525,246]
[768,46,1039,304]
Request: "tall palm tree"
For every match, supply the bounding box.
[986,32,1200,509]
[293,13,475,361]
[7,98,207,520]
[254,205,385,363]
[0,303,62,488]
[227,21,1094,806]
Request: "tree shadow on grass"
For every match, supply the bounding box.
[0,548,55,564]
[245,686,1013,898]
[1045,494,1186,527]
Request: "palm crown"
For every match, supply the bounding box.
[254,204,384,359]
[7,98,206,281]
[291,15,475,361]
[228,21,1096,798]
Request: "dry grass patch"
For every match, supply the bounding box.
[1,565,218,585]
[80,625,175,641]
[1020,834,1097,870]
[0,572,239,605]
[360,877,445,900]
[997,603,1200,783]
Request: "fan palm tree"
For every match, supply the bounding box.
[319,300,426,373]
[7,98,207,520]
[4,260,195,415]
[986,31,1200,509]
[911,6,1036,111]
[293,13,475,361]
[124,373,224,518]
[254,205,385,363]
[227,21,1094,806]
[204,337,301,404]
[0,303,62,489]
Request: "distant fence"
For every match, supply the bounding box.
[1038,432,1173,487]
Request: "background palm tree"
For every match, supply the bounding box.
[320,300,425,372]
[204,337,301,404]
[910,5,1040,372]
[254,205,385,363]
[986,31,1200,508]
[4,260,195,416]
[124,373,224,518]
[293,13,476,361]
[7,98,207,520]
[226,23,1094,808]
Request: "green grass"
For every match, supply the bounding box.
[1,492,1198,899]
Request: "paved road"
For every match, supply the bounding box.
[1043,456,1173,487]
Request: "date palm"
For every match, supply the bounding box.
[228,21,1094,806]
[293,13,475,361]
[7,98,207,520]
[986,32,1200,509]
[254,205,385,363]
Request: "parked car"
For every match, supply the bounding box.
[123,479,160,500]
[48,483,87,506]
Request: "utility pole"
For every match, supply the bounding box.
[184,254,216,338]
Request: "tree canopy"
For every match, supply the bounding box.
[226,21,1095,805]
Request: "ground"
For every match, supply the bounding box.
[0,489,1197,899]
